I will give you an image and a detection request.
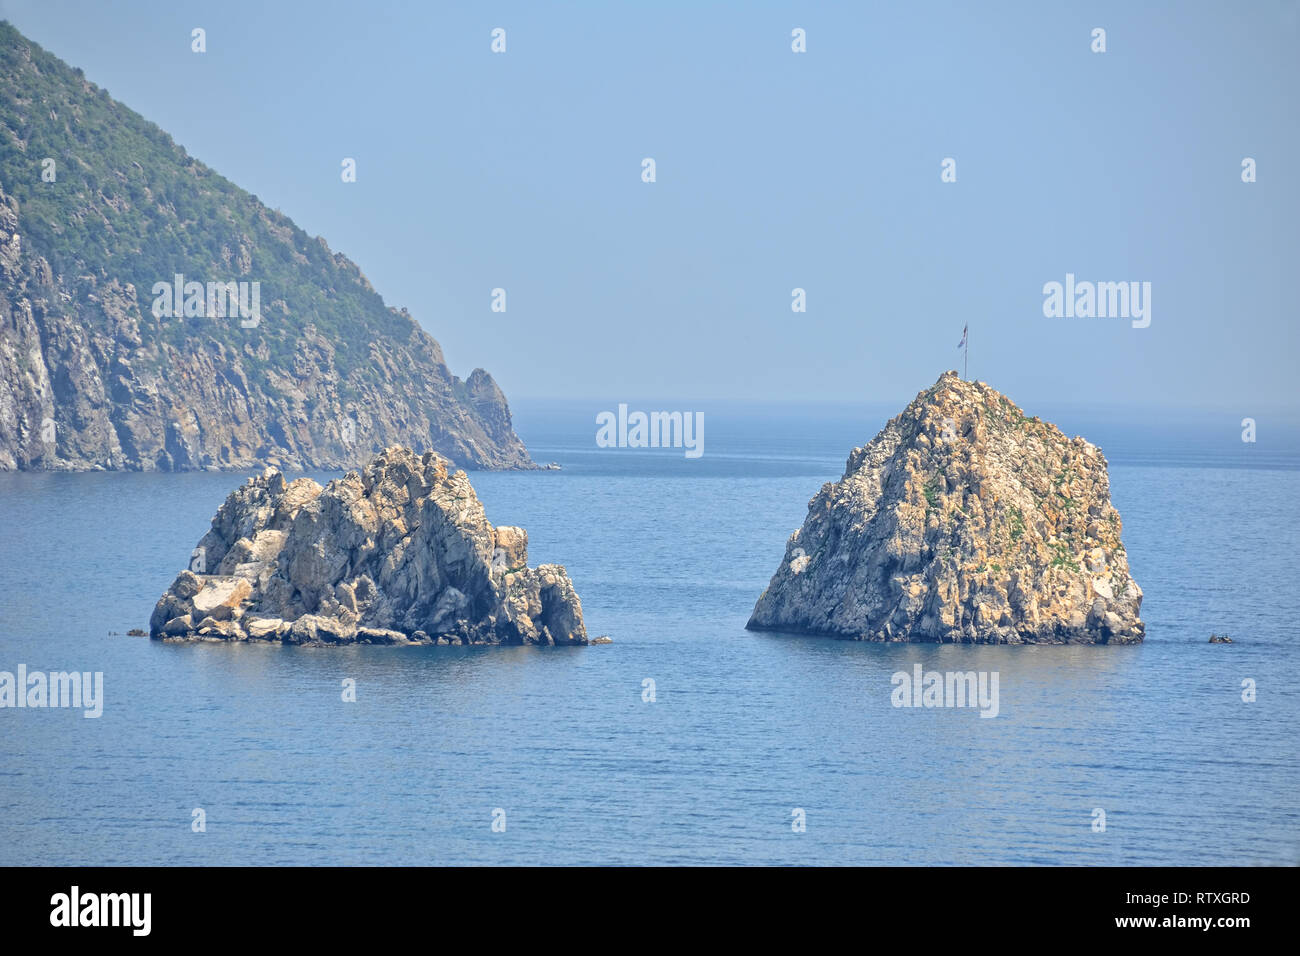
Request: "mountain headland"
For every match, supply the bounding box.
[0,22,532,472]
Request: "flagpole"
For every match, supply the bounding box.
[964,329,968,381]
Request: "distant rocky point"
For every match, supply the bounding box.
[149,446,588,646]
[747,371,1144,644]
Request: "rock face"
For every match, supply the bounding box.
[150,447,588,646]
[0,23,533,472]
[747,371,1144,644]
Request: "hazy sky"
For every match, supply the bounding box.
[3,0,1297,410]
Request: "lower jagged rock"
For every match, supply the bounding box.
[149,446,588,646]
[747,371,1144,644]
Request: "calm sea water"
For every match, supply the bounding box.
[1,401,1297,865]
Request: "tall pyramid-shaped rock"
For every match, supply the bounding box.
[747,372,1144,644]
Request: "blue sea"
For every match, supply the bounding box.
[1,400,1298,865]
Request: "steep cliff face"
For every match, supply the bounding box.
[0,22,532,471]
[149,446,588,646]
[748,371,1144,644]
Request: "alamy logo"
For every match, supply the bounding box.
[596,405,704,459]
[891,664,999,718]
[50,886,150,936]
[1043,273,1150,328]
[151,274,261,328]
[0,665,103,717]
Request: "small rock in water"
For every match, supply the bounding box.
[1208,634,1233,644]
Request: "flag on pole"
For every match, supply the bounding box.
[957,324,967,349]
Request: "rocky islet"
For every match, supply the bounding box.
[150,446,588,646]
[747,371,1144,644]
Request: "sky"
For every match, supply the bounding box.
[2,0,1297,412]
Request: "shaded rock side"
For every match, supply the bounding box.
[747,371,1144,644]
[149,446,588,646]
